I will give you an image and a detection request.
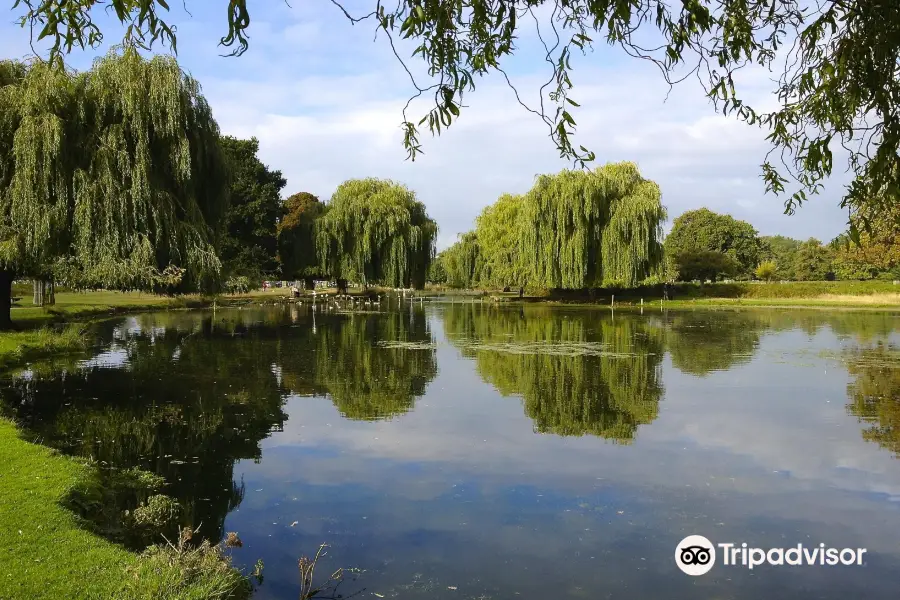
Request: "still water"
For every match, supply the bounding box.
[3,302,900,599]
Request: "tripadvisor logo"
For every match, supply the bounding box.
[675,535,867,576]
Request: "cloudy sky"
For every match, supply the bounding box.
[1,1,852,249]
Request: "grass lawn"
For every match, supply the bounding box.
[0,419,136,600]
[0,291,254,600]
[10,289,209,327]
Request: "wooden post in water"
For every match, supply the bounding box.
[611,295,615,308]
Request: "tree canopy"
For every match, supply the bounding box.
[14,1,900,224]
[316,178,437,289]
[760,235,802,281]
[0,48,227,325]
[664,208,761,280]
[442,162,665,290]
[793,238,835,281]
[278,191,328,284]
[218,136,286,281]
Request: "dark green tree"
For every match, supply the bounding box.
[793,238,835,281]
[760,235,802,280]
[0,49,227,327]
[278,191,327,289]
[665,208,762,279]
[15,1,899,224]
[672,250,740,282]
[218,136,286,281]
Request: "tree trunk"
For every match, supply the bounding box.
[304,277,315,290]
[33,279,44,307]
[0,271,12,330]
[337,279,348,295]
[46,279,55,305]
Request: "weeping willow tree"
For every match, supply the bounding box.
[523,162,665,289]
[0,48,226,326]
[474,193,528,290]
[440,231,483,289]
[442,303,664,443]
[316,178,437,291]
[278,191,328,288]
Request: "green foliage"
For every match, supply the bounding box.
[224,275,253,295]
[445,162,665,291]
[131,494,181,529]
[218,136,286,280]
[793,238,835,281]
[755,260,778,282]
[0,48,226,294]
[278,192,327,281]
[664,209,762,279]
[426,252,447,284]
[475,193,528,289]
[672,250,739,282]
[440,232,482,289]
[317,178,437,289]
[523,162,666,288]
[760,236,802,280]
[123,533,252,600]
[13,1,900,224]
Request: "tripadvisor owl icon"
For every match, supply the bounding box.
[676,535,716,576]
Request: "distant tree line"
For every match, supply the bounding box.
[433,201,900,290]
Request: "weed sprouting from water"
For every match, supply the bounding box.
[298,543,364,599]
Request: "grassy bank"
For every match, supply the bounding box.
[10,289,211,327]
[0,290,254,599]
[451,280,900,309]
[0,420,250,600]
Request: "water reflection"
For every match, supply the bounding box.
[2,304,900,599]
[0,306,438,547]
[443,304,663,442]
[845,344,900,457]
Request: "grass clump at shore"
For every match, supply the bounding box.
[0,419,252,600]
[0,324,88,370]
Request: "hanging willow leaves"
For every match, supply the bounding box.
[474,193,528,290]
[440,231,483,289]
[0,48,227,324]
[523,162,666,289]
[317,178,437,289]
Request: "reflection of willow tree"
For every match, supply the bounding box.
[0,312,289,547]
[845,345,900,457]
[665,310,900,377]
[664,311,765,376]
[443,304,664,443]
[300,310,438,420]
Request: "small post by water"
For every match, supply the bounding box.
[640,298,644,307]
[611,294,615,308]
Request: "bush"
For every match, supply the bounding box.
[755,261,778,282]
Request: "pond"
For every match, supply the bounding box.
[3,302,900,599]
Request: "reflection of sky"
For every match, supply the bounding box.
[222,307,900,600]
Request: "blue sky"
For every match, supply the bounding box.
[1,1,851,249]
